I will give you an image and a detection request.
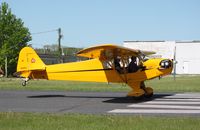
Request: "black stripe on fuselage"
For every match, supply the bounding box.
[47,68,113,73]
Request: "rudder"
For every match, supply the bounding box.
[17,47,46,78]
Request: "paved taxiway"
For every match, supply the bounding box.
[1,90,200,116]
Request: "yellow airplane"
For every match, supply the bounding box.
[17,44,173,98]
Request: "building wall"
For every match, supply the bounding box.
[124,41,175,59]
[123,41,200,74]
[176,42,200,74]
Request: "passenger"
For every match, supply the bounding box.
[128,56,139,73]
[114,58,122,73]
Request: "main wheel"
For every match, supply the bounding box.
[127,89,145,99]
[144,92,153,98]
[143,87,154,98]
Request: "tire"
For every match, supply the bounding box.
[144,93,153,98]
[22,81,26,86]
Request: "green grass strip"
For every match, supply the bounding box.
[0,75,200,92]
[0,112,200,130]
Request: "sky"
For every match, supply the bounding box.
[2,0,200,48]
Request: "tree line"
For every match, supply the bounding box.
[0,2,31,76]
[35,44,83,56]
[0,2,86,76]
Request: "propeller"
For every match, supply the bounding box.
[173,46,178,80]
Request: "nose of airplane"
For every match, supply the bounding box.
[159,59,172,69]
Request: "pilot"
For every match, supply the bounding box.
[114,57,122,73]
[128,56,139,73]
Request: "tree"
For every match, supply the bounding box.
[0,2,32,76]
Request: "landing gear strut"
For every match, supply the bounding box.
[140,81,153,98]
[127,81,153,98]
[143,87,153,98]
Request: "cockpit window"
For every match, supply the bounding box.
[102,56,143,74]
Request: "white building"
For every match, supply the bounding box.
[124,41,200,74]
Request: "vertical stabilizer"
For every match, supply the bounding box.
[17,47,46,72]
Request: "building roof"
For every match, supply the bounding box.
[124,40,165,43]
[124,40,200,43]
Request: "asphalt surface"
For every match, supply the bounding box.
[1,90,200,116]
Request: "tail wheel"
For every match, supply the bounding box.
[22,81,27,86]
[21,78,29,86]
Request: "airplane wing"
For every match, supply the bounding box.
[77,44,155,60]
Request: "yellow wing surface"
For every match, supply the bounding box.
[77,44,155,60]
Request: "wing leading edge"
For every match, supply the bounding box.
[77,44,155,60]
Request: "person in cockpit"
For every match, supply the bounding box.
[114,58,122,73]
[128,56,139,73]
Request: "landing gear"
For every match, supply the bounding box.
[127,89,145,98]
[143,87,153,98]
[21,78,29,86]
[22,81,27,86]
[127,81,154,99]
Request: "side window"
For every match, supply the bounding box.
[103,60,113,69]
[114,57,129,74]
[128,56,137,73]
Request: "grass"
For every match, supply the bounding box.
[146,75,200,92]
[0,112,200,130]
[0,78,129,92]
[0,75,200,92]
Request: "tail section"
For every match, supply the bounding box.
[17,47,47,79]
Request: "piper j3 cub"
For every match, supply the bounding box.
[17,44,173,98]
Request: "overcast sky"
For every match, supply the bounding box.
[2,0,200,48]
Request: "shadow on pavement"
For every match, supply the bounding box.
[27,95,119,99]
[27,93,175,103]
[103,93,175,103]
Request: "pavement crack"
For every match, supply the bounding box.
[58,98,92,112]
